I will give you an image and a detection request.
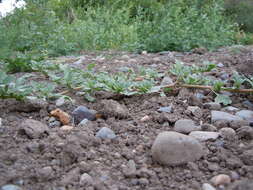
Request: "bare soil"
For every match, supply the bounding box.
[0,45,253,190]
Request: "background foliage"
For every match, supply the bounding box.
[0,0,252,61]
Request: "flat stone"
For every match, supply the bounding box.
[151,131,204,166]
[189,131,219,142]
[204,102,221,110]
[19,119,48,139]
[222,106,239,112]
[72,106,96,124]
[1,185,22,190]
[158,106,172,113]
[174,119,201,134]
[211,111,243,123]
[96,127,116,139]
[236,110,253,121]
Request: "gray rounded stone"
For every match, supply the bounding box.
[236,110,253,121]
[219,128,236,140]
[151,131,204,166]
[79,173,93,186]
[174,119,201,134]
[72,106,96,124]
[96,127,116,139]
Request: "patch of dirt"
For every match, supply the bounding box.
[0,46,253,190]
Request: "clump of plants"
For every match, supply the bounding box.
[169,61,253,105]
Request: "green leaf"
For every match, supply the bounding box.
[215,94,232,105]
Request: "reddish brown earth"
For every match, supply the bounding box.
[0,45,253,190]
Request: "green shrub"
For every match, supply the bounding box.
[224,0,253,33]
[137,0,238,52]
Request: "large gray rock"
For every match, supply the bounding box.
[174,119,201,134]
[189,131,219,142]
[236,110,253,121]
[19,119,48,139]
[211,111,243,123]
[151,131,204,166]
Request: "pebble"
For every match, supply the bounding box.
[19,119,48,139]
[0,118,2,128]
[195,93,205,100]
[96,127,116,139]
[242,100,253,109]
[235,110,253,121]
[189,131,219,142]
[99,99,129,119]
[122,160,137,178]
[210,174,231,186]
[79,173,93,186]
[121,55,130,59]
[211,111,243,123]
[219,128,236,140]
[217,63,224,68]
[1,185,22,190]
[230,171,240,181]
[202,183,216,190]
[38,166,53,180]
[161,76,173,86]
[222,106,239,112]
[201,124,217,132]
[60,125,74,131]
[158,106,172,113]
[220,73,229,80]
[72,106,96,124]
[204,102,221,110]
[78,119,90,127]
[187,106,203,118]
[50,109,71,125]
[174,119,201,134]
[138,178,149,185]
[48,117,61,128]
[151,131,204,166]
[140,115,151,122]
[55,97,66,107]
[236,126,253,140]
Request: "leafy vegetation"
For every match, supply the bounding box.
[0,0,244,62]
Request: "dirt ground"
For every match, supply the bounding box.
[0,45,253,190]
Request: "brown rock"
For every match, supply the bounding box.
[50,108,71,125]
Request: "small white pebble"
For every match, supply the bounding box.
[211,174,231,186]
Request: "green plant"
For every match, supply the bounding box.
[0,71,32,100]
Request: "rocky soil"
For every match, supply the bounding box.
[0,45,253,190]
